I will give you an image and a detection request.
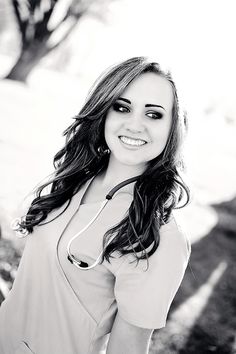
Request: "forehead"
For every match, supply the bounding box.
[121,72,173,112]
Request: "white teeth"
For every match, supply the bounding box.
[119,136,147,146]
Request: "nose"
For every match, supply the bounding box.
[125,114,145,134]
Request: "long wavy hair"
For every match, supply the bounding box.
[19,56,190,263]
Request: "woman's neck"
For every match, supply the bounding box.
[98,155,145,189]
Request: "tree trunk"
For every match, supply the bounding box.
[5,43,48,82]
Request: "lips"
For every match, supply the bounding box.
[118,135,147,147]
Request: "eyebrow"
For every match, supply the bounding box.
[117,97,166,111]
[117,97,131,104]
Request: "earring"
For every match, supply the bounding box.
[97,146,110,156]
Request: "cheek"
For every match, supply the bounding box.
[104,118,115,145]
[163,126,172,144]
[152,119,172,144]
[104,119,111,140]
[104,115,120,137]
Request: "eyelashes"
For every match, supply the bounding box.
[113,102,130,113]
[112,102,164,120]
[146,111,163,120]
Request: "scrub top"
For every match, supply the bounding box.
[0,178,191,354]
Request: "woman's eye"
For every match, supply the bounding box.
[146,111,163,120]
[113,103,130,113]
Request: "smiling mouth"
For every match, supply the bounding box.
[118,135,147,147]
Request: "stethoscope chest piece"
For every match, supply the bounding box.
[67,254,89,268]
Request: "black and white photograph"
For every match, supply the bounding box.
[0,1,235,353]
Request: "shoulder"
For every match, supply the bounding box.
[159,215,191,264]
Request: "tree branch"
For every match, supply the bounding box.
[11,0,29,41]
[34,1,59,41]
[49,7,71,33]
[45,0,92,46]
[46,17,80,53]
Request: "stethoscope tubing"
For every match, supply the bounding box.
[67,199,109,270]
[67,175,139,270]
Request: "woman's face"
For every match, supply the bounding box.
[104,72,173,171]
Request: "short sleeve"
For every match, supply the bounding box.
[114,217,191,329]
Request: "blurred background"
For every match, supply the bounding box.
[0,0,235,352]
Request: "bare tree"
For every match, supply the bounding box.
[5,0,111,82]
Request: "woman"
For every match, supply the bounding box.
[0,57,191,354]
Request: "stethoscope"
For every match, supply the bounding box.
[11,175,139,270]
[67,175,138,270]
